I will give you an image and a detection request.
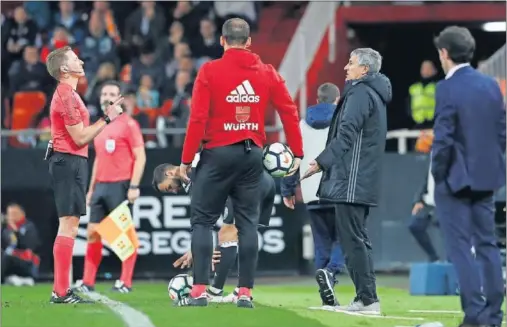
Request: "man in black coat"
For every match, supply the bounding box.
[301,48,392,314]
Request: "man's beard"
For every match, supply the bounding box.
[173,177,184,190]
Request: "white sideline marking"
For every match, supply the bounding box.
[308,306,424,321]
[87,292,155,327]
[407,311,506,325]
[408,310,460,314]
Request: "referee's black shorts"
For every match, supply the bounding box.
[48,152,88,218]
[191,141,263,230]
[89,180,130,224]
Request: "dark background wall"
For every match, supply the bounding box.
[350,23,505,131]
[4,149,484,279]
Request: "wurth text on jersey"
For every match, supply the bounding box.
[224,122,259,131]
[224,80,260,131]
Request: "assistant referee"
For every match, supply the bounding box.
[45,46,123,304]
[177,18,303,309]
[72,80,145,294]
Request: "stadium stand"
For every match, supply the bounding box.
[1,1,504,151]
[1,1,272,148]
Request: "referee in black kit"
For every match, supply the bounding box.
[177,18,304,308]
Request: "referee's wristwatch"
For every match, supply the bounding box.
[103,116,112,124]
[129,185,139,190]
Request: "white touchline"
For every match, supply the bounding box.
[87,292,155,327]
[408,310,461,314]
[307,307,424,321]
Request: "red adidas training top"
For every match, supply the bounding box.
[181,48,303,164]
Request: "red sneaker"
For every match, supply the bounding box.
[175,284,208,307]
[236,287,254,309]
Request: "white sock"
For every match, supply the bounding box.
[208,286,222,294]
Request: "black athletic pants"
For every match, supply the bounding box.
[190,141,263,288]
[334,203,378,305]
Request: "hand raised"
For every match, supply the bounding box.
[105,96,124,121]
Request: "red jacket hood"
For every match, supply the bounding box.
[222,48,262,70]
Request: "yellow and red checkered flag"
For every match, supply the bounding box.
[95,200,139,261]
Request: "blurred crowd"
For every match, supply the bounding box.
[1,1,262,148]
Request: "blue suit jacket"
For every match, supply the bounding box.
[431,66,506,193]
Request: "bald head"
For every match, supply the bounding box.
[317,83,340,104]
[221,18,250,46]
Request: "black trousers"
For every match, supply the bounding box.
[222,170,276,227]
[190,142,263,288]
[308,206,345,275]
[334,203,378,305]
[408,204,440,262]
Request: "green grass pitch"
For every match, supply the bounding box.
[2,277,503,327]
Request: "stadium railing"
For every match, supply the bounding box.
[0,126,282,136]
[0,127,422,154]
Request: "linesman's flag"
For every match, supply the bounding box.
[95,200,139,261]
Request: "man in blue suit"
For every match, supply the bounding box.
[431,26,505,327]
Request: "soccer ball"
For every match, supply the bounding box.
[262,142,295,178]
[168,274,193,301]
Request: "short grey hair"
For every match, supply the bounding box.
[222,18,250,46]
[351,48,382,73]
[317,83,340,104]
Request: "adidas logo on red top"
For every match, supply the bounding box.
[226,80,260,103]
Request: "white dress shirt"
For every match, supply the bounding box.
[445,63,470,80]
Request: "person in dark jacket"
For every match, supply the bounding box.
[79,11,118,82]
[8,46,54,97]
[301,48,392,314]
[281,83,345,306]
[124,1,166,50]
[408,161,441,263]
[1,203,40,286]
[3,6,38,66]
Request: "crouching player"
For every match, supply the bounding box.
[152,160,276,303]
[173,216,242,303]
